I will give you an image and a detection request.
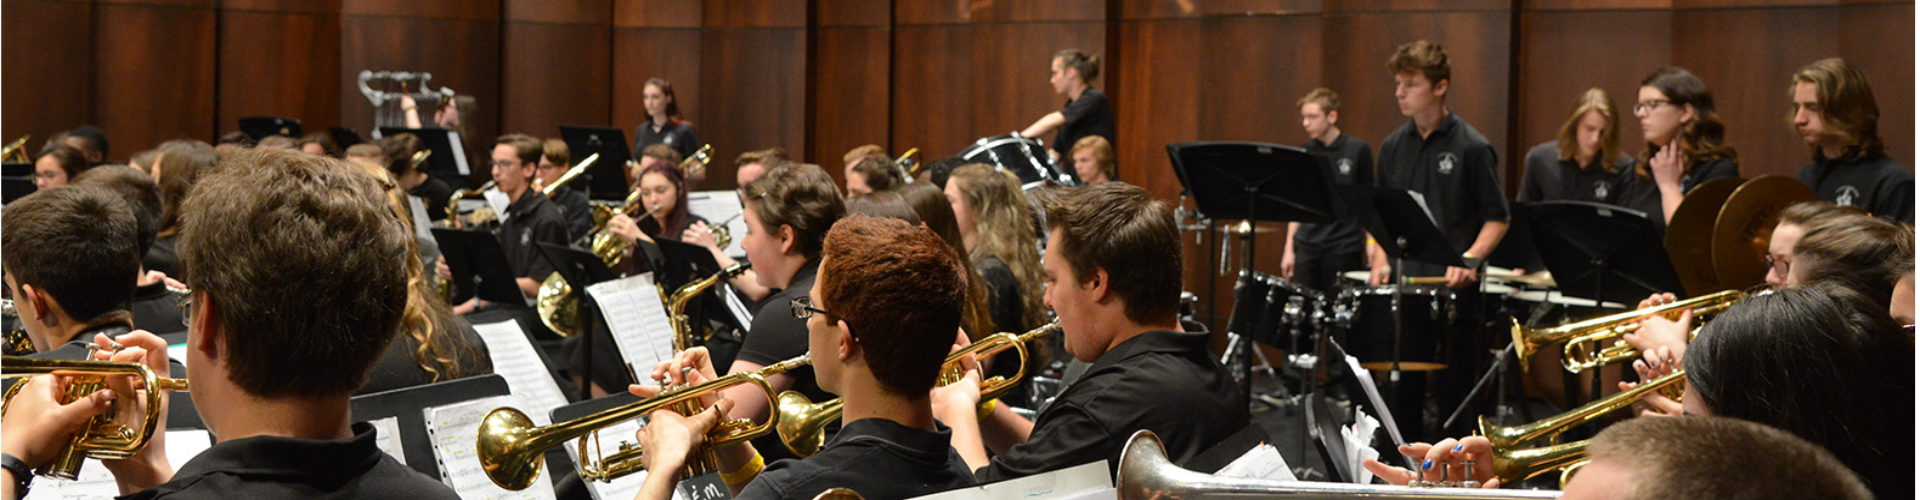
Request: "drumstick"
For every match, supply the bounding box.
[1402,277,1449,285]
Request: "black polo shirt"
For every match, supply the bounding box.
[1517,141,1638,204]
[495,190,570,281]
[1798,151,1914,223]
[1051,90,1115,160]
[1376,112,1510,261]
[735,261,834,463]
[131,282,186,336]
[633,120,702,161]
[117,422,457,500]
[1297,133,1375,253]
[1614,156,1739,231]
[409,175,455,222]
[546,185,595,242]
[740,418,977,500]
[145,236,181,280]
[977,329,1247,481]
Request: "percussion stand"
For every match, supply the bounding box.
[1168,142,1341,411]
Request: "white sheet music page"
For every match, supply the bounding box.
[470,320,570,420]
[909,460,1112,500]
[584,273,679,379]
[25,429,214,500]
[563,419,653,500]
[425,396,556,500]
[1342,411,1382,485]
[1215,442,1296,482]
[686,190,748,259]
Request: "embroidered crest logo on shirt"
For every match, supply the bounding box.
[1436,152,1458,175]
[1836,185,1861,207]
[1593,181,1610,200]
[1337,158,1354,176]
[521,227,532,245]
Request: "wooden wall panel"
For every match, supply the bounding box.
[897,0,1106,25]
[1119,0,1324,20]
[890,25,969,163]
[613,0,701,28]
[810,27,892,187]
[501,15,612,137]
[340,9,501,186]
[891,20,1105,162]
[217,7,342,140]
[610,28,702,145]
[698,27,807,190]
[1196,15,1324,145]
[93,2,218,159]
[1,0,93,150]
[1514,10,1671,168]
[1672,7,1838,179]
[1838,2,1915,169]
[1114,20,1202,201]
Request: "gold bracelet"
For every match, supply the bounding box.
[718,450,765,486]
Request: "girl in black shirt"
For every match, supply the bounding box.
[631,77,702,171]
[1020,49,1114,168]
[1627,67,1740,224]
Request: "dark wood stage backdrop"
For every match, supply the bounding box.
[4,0,1911,327]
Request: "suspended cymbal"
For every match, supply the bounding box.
[1663,178,1741,297]
[1711,176,1816,291]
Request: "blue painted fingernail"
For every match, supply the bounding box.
[1422,459,1433,470]
[1453,444,1463,452]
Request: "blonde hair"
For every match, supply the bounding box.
[1555,88,1624,173]
[347,160,478,382]
[948,164,1047,331]
[1069,135,1116,182]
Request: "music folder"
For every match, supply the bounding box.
[431,227,527,305]
[3,161,35,204]
[349,374,512,479]
[559,125,637,201]
[379,126,471,178]
[238,116,302,140]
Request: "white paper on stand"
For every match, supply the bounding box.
[469,320,571,422]
[1342,411,1382,485]
[584,273,679,379]
[25,429,213,500]
[371,416,410,467]
[686,191,748,259]
[1215,442,1297,482]
[1344,354,1412,472]
[425,396,556,500]
[908,460,1112,500]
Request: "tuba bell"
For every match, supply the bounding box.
[2,356,191,480]
[1116,430,1561,499]
[775,321,1059,457]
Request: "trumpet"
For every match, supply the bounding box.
[775,321,1059,457]
[2,135,29,163]
[1,356,191,480]
[3,299,34,355]
[677,144,713,179]
[894,147,921,179]
[1509,289,1745,374]
[1479,370,1685,484]
[477,355,811,490]
[1116,430,1561,499]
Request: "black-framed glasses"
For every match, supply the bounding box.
[1633,99,1672,114]
[790,297,858,343]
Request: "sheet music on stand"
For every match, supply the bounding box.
[910,460,1111,500]
[426,395,557,500]
[720,283,755,327]
[1343,354,1415,471]
[371,416,410,467]
[483,191,511,222]
[24,429,213,500]
[584,273,679,379]
[1340,412,1381,485]
[470,320,570,417]
[1214,443,1296,482]
[686,190,748,259]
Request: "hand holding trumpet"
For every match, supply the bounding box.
[1361,436,1503,489]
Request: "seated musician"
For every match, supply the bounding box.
[1563,416,1870,499]
[2,149,458,499]
[444,133,570,313]
[147,139,220,279]
[844,156,904,198]
[1786,212,1913,309]
[732,147,787,187]
[682,150,796,303]
[932,182,1247,480]
[32,144,91,190]
[632,215,978,500]
[1,186,180,371]
[1366,284,1912,499]
[631,144,682,190]
[537,138,595,240]
[71,165,187,335]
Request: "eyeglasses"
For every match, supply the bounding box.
[1633,99,1673,114]
[790,296,857,343]
[1766,254,1790,277]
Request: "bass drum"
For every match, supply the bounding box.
[958,133,1078,188]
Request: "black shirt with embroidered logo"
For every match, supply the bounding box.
[1613,156,1740,232]
[117,422,457,500]
[1517,141,1638,205]
[495,190,570,281]
[633,120,702,161]
[739,418,977,500]
[734,261,835,463]
[1052,89,1115,161]
[1797,150,1914,223]
[1376,112,1510,269]
[1296,133,1375,254]
[546,185,595,242]
[130,282,187,336]
[409,175,456,222]
[976,328,1247,481]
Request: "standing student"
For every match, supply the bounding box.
[1284,88,1374,292]
[1619,67,1740,224]
[632,78,702,164]
[1020,49,1114,166]
[1789,58,1913,223]
[1518,88,1638,205]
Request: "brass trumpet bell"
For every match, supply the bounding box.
[1509,289,1745,374]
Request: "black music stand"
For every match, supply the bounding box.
[350,374,512,479]
[380,127,471,186]
[1169,141,1340,431]
[1523,201,1683,305]
[537,242,619,400]
[432,228,526,306]
[329,126,363,149]
[1332,185,1464,442]
[559,126,636,201]
[3,162,34,204]
[238,116,302,140]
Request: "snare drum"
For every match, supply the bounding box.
[1337,286,1454,371]
[1225,272,1323,346]
[958,134,1077,188]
